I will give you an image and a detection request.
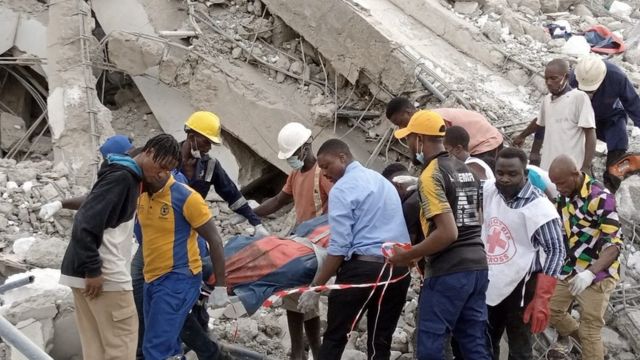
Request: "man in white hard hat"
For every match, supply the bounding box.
[252,122,332,360]
[514,55,640,192]
[571,55,640,192]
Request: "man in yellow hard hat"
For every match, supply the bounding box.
[178,111,267,236]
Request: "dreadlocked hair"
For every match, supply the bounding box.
[141,134,181,166]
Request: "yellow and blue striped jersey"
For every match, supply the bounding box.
[136,175,212,283]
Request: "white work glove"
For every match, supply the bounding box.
[39,201,62,220]
[568,270,596,296]
[209,286,231,308]
[297,290,320,313]
[254,224,269,238]
[392,175,419,191]
[229,200,261,225]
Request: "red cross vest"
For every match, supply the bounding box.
[481,180,560,306]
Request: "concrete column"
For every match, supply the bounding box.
[47,0,113,187]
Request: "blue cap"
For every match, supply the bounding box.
[99,135,133,157]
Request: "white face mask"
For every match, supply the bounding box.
[190,139,201,159]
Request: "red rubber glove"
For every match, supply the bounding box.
[523,273,557,333]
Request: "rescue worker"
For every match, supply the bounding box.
[136,170,227,360]
[515,55,640,191]
[381,163,422,246]
[386,97,504,168]
[298,139,411,360]
[389,110,491,360]
[443,125,494,180]
[38,134,134,217]
[178,111,268,237]
[547,155,622,360]
[483,148,565,360]
[512,59,596,173]
[59,134,181,360]
[252,122,332,360]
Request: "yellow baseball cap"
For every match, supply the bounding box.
[394,110,446,139]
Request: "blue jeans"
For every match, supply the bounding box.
[417,270,491,360]
[143,272,200,360]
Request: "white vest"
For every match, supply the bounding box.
[465,157,495,180]
[482,180,559,306]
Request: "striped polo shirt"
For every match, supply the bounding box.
[136,175,212,283]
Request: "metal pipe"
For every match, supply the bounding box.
[0,315,54,360]
[0,275,34,294]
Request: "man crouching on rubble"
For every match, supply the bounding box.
[135,158,227,360]
[547,155,622,360]
[58,134,181,360]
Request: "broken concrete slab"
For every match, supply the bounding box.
[11,318,45,360]
[0,112,26,152]
[24,237,67,269]
[107,31,165,76]
[386,0,505,67]
[0,9,19,54]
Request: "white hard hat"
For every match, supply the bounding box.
[277,122,312,159]
[575,54,607,92]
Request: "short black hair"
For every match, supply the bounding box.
[385,97,415,119]
[546,58,569,74]
[496,147,528,169]
[317,138,352,158]
[381,163,409,180]
[141,134,181,166]
[443,126,470,151]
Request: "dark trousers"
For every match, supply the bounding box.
[417,270,491,360]
[487,276,536,360]
[131,247,145,360]
[132,247,220,360]
[604,149,626,192]
[319,259,410,360]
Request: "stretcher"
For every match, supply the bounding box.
[213,216,330,316]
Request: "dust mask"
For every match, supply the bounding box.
[190,138,201,159]
[287,156,304,170]
[413,138,425,166]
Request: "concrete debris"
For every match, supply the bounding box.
[454,1,480,15]
[616,175,640,224]
[0,113,26,152]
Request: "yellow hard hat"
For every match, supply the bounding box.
[394,110,446,139]
[185,111,221,144]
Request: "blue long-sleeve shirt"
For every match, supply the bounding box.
[327,161,410,260]
[500,181,565,276]
[569,60,640,151]
[176,150,261,227]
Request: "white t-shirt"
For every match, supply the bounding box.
[537,88,595,170]
[465,157,495,180]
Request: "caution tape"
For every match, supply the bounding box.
[262,242,412,308]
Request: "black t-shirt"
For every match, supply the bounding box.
[418,152,488,278]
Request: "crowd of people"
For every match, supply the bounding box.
[42,52,639,360]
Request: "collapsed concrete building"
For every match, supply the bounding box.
[1,0,640,358]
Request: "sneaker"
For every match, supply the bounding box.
[547,336,573,359]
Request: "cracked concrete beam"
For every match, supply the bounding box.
[388,0,505,68]
[260,0,415,97]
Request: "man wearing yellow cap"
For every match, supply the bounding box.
[389,110,491,359]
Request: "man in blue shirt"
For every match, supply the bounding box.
[297,139,411,360]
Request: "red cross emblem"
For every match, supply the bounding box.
[487,227,507,253]
[485,217,516,264]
